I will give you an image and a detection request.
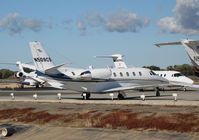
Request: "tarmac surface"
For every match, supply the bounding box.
[0,87,199,140]
[0,87,199,106]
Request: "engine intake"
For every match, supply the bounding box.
[15,72,23,78]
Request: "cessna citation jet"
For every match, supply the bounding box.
[96,54,199,91]
[155,39,199,75]
[154,71,199,90]
[28,41,168,99]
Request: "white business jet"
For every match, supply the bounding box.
[15,61,45,88]
[155,39,199,74]
[96,54,199,90]
[0,61,44,88]
[154,70,198,90]
[28,41,168,99]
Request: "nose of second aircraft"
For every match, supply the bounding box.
[185,77,194,84]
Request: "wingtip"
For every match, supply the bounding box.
[154,44,160,47]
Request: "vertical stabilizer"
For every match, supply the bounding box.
[181,40,199,70]
[16,61,25,73]
[155,39,199,73]
[29,41,55,72]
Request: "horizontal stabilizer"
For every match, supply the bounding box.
[95,54,124,61]
[185,40,199,45]
[21,63,36,70]
[155,42,182,47]
[95,54,127,68]
[44,62,71,74]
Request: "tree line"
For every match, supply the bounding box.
[0,69,15,79]
[0,64,197,79]
[0,68,32,79]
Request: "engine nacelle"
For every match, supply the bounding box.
[15,72,24,78]
[78,69,111,80]
[90,69,111,79]
[78,70,92,80]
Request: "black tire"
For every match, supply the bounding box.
[118,94,124,100]
[156,90,160,96]
[86,93,90,100]
[36,84,39,88]
[21,84,24,88]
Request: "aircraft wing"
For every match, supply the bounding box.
[47,80,64,89]
[102,84,168,93]
[26,76,45,84]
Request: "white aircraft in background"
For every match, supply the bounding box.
[0,61,44,88]
[15,61,45,88]
[27,41,169,99]
[155,39,199,75]
[154,71,198,91]
[96,54,199,91]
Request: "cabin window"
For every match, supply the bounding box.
[126,72,129,77]
[139,72,142,76]
[72,72,75,76]
[113,72,117,77]
[164,74,166,77]
[120,72,123,77]
[132,72,136,76]
[160,74,162,77]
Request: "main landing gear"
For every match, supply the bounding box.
[156,87,160,96]
[20,84,24,88]
[36,84,39,88]
[82,92,91,100]
[117,91,126,100]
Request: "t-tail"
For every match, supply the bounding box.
[29,41,55,73]
[155,39,199,75]
[29,41,70,75]
[95,54,127,68]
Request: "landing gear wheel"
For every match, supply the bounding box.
[156,87,160,96]
[117,91,126,100]
[21,84,24,88]
[86,93,90,100]
[183,87,187,92]
[118,94,124,100]
[82,93,91,100]
[36,84,39,88]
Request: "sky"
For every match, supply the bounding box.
[1,0,199,70]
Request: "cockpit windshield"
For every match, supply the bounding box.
[173,73,184,77]
[80,70,91,75]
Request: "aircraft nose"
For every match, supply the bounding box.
[185,77,194,84]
